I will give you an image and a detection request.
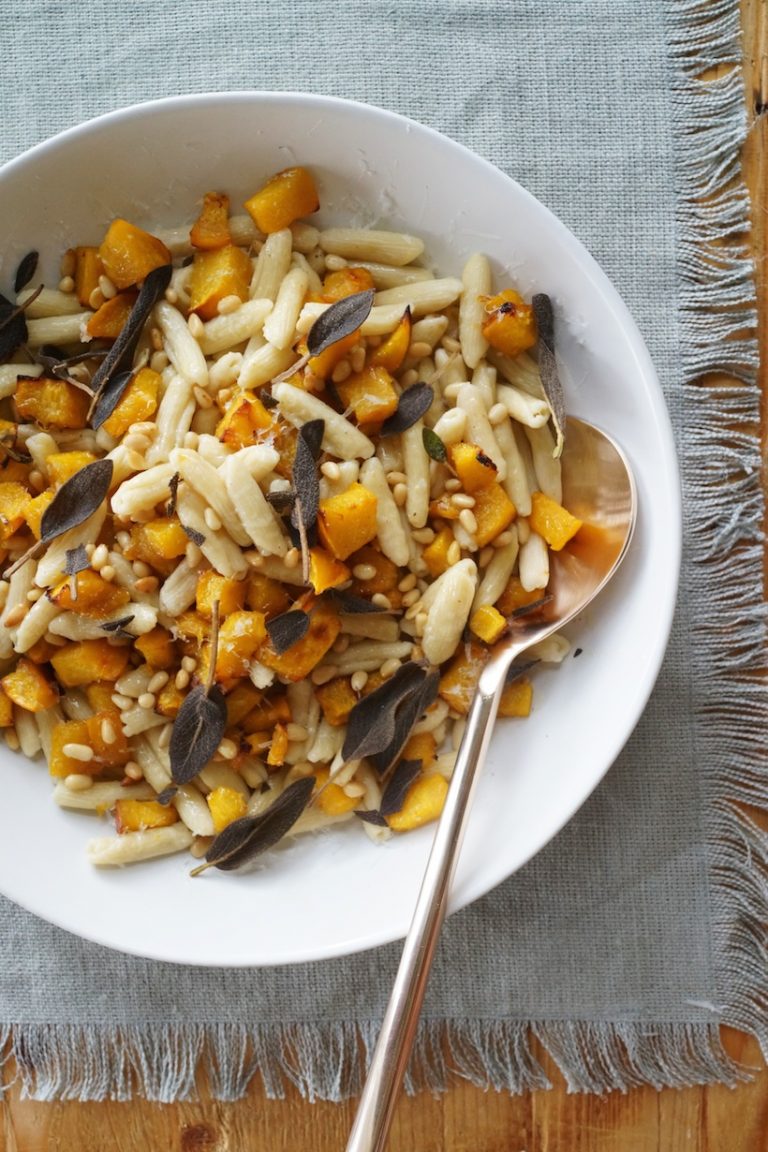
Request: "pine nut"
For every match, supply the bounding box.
[135,576,159,594]
[204,507,222,532]
[58,275,75,294]
[409,341,432,359]
[100,719,118,745]
[331,360,351,383]
[187,313,204,339]
[386,471,407,486]
[111,693,133,711]
[91,543,109,570]
[100,565,116,583]
[3,604,27,627]
[286,723,309,742]
[488,403,508,426]
[350,670,368,693]
[217,738,238,760]
[284,548,300,569]
[380,658,400,679]
[148,671,170,694]
[371,593,392,610]
[164,288,179,305]
[132,561,151,578]
[311,664,338,686]
[88,287,104,310]
[175,669,190,690]
[444,478,461,492]
[186,543,202,566]
[62,742,94,762]
[332,634,350,654]
[401,588,420,607]
[459,509,478,535]
[350,346,365,373]
[411,528,435,545]
[124,762,143,781]
[137,693,156,710]
[343,781,365,798]
[398,573,417,592]
[320,461,341,481]
[4,729,19,751]
[181,656,197,673]
[352,563,377,581]
[446,540,462,566]
[393,483,407,507]
[193,385,213,410]
[64,773,93,791]
[493,530,514,548]
[217,294,242,315]
[451,493,476,510]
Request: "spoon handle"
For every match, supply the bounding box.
[345,676,505,1152]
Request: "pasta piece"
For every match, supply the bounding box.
[146,374,195,465]
[456,383,506,481]
[16,287,84,317]
[518,531,549,591]
[53,781,154,810]
[198,298,272,356]
[238,337,295,391]
[319,228,424,266]
[359,457,410,567]
[472,530,520,611]
[525,424,563,503]
[272,382,374,460]
[496,383,549,428]
[170,447,251,547]
[155,300,209,388]
[87,823,193,866]
[262,266,309,350]
[25,314,90,346]
[400,421,430,528]
[420,559,477,665]
[458,253,491,369]
[250,228,293,300]
[175,486,248,577]
[0,363,43,399]
[220,454,289,557]
[373,278,463,315]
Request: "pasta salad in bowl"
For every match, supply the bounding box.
[0,94,679,964]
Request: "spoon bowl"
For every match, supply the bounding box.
[347,416,637,1152]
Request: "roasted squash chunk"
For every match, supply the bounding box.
[498,677,533,718]
[529,491,583,551]
[481,289,537,358]
[244,166,319,234]
[156,680,186,718]
[24,489,54,539]
[124,518,189,569]
[266,721,289,767]
[402,730,437,769]
[188,244,252,321]
[241,693,291,733]
[421,526,454,578]
[388,773,448,832]
[102,366,160,438]
[0,482,31,542]
[46,451,98,488]
[51,640,130,688]
[115,799,179,833]
[334,365,399,426]
[260,600,341,682]
[224,680,263,727]
[308,547,350,595]
[196,571,246,619]
[135,626,177,670]
[245,572,292,618]
[348,544,400,598]
[190,191,231,251]
[448,441,498,492]
[438,641,488,715]
[216,391,273,449]
[308,329,360,380]
[369,307,411,374]
[1,657,58,713]
[86,291,137,340]
[495,576,546,616]
[207,786,247,833]
[469,604,507,645]
[15,376,90,430]
[314,767,358,816]
[315,676,357,727]
[98,219,172,290]
[317,483,378,561]
[49,570,131,618]
[472,484,516,547]
[50,710,131,778]
[213,610,267,681]
[73,245,103,307]
[0,686,14,728]
[321,266,375,302]
[85,683,120,714]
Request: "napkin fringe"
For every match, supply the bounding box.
[666,0,768,1075]
[0,1018,747,1101]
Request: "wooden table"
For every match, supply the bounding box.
[2,4,766,1148]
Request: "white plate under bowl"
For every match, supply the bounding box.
[0,93,680,966]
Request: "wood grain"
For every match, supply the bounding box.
[0,3,765,1148]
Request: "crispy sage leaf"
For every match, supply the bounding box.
[40,458,113,543]
[266,610,309,655]
[329,589,389,614]
[64,545,89,577]
[509,594,553,619]
[14,251,39,293]
[380,383,433,437]
[156,785,178,806]
[89,263,173,404]
[380,759,422,817]
[198,775,316,873]
[266,489,296,512]
[354,809,389,827]
[0,291,27,360]
[291,425,322,531]
[342,662,427,764]
[368,668,440,775]
[532,293,565,458]
[422,426,447,463]
[169,683,227,786]
[91,369,135,431]
[505,658,538,685]
[100,615,135,637]
[166,472,180,517]
[306,289,375,358]
[181,523,205,547]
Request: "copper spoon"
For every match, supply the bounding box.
[346,416,637,1152]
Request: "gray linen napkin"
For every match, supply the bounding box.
[0,0,764,1100]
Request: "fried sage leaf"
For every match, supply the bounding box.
[181,523,205,547]
[41,458,114,543]
[368,668,440,775]
[90,369,135,431]
[342,662,427,764]
[380,383,433,437]
[329,589,389,614]
[380,759,422,817]
[89,262,172,407]
[422,426,447,462]
[291,420,323,534]
[196,776,316,873]
[64,545,90,577]
[14,251,39,293]
[100,614,135,638]
[169,683,227,786]
[532,293,565,458]
[0,291,27,361]
[354,809,389,827]
[266,609,309,655]
[266,489,296,512]
[306,289,375,358]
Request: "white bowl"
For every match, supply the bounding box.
[0,93,680,966]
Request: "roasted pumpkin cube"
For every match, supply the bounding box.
[50,640,130,688]
[495,577,547,616]
[270,421,299,479]
[369,307,412,374]
[260,600,341,681]
[46,451,98,488]
[244,166,319,234]
[224,680,263,727]
[124,518,189,569]
[216,391,274,449]
[86,291,137,340]
[1,657,58,712]
[448,441,498,492]
[335,365,399,426]
[318,483,378,561]
[0,686,13,727]
[73,245,103,307]
[388,773,448,832]
[308,330,360,380]
[207,786,247,833]
[24,489,54,539]
[213,611,267,681]
[190,191,231,251]
[49,718,94,777]
[472,484,516,548]
[321,266,375,302]
[402,730,437,769]
[14,376,90,430]
[196,570,246,619]
[348,544,400,597]
[25,637,58,665]
[85,709,131,765]
[188,244,252,321]
[115,799,179,833]
[428,496,460,522]
[481,289,537,358]
[49,569,131,618]
[421,526,455,578]
[135,627,177,670]
[315,676,357,727]
[438,641,488,715]
[0,482,31,542]
[469,604,508,645]
[102,366,160,438]
[498,677,533,718]
[314,767,358,816]
[245,572,292,618]
[266,721,289,767]
[173,611,210,650]
[529,491,583,552]
[85,683,120,714]
[308,547,350,595]
[156,680,187,718]
[98,219,172,290]
[242,693,291,733]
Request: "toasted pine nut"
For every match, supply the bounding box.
[62,742,94,762]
